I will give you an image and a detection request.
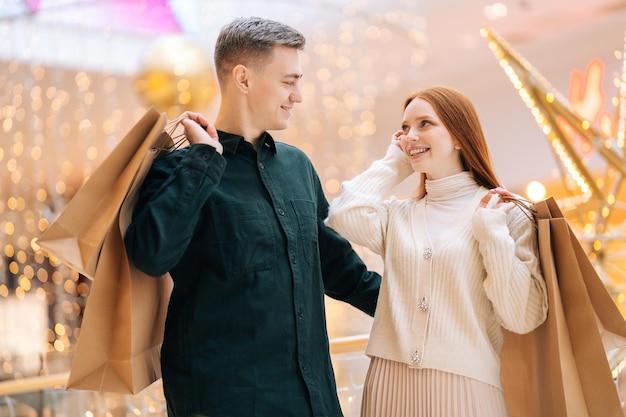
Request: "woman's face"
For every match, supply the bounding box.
[399,97,464,180]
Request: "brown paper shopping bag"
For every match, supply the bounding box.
[65,137,174,394]
[500,197,626,417]
[37,107,167,279]
[38,108,181,394]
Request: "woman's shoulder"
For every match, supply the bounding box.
[388,195,423,211]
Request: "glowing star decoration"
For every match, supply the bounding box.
[481,27,626,313]
[558,58,610,159]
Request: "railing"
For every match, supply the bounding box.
[0,334,370,417]
[0,373,69,397]
[329,334,368,355]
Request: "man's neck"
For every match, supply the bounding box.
[215,103,263,150]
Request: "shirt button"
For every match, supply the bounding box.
[202,152,210,160]
[278,208,285,216]
[259,162,264,169]
[291,256,297,264]
[298,309,304,318]
[301,363,307,371]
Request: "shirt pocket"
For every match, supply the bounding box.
[290,199,319,266]
[212,202,276,275]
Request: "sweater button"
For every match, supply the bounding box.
[423,247,432,259]
[410,350,422,366]
[417,296,429,312]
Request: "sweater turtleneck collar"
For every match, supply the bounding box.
[425,171,480,204]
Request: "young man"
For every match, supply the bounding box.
[124,16,381,417]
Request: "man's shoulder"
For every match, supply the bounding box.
[275,141,306,154]
[275,142,313,163]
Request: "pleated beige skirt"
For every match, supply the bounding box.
[360,356,509,417]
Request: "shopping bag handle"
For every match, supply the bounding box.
[500,195,538,225]
[153,117,191,157]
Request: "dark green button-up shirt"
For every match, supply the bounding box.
[125,131,380,417]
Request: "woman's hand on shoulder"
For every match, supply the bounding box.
[478,186,517,213]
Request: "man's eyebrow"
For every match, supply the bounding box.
[284,73,303,79]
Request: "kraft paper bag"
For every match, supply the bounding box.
[65,142,174,394]
[38,108,179,394]
[500,197,626,417]
[37,107,167,279]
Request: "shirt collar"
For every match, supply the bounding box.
[217,130,277,155]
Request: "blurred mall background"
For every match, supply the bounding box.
[1,0,626,415]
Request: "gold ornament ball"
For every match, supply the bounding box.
[135,34,217,116]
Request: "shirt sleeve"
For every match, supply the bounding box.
[318,220,382,317]
[307,166,381,317]
[124,144,226,276]
[472,205,548,334]
[325,144,414,255]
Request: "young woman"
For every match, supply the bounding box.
[326,86,548,417]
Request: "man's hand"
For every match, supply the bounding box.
[180,112,223,155]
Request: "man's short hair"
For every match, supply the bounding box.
[214,16,306,84]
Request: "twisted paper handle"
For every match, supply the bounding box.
[500,195,538,226]
[151,116,191,157]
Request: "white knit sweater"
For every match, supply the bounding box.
[326,145,548,389]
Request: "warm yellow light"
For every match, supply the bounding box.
[525,181,546,202]
[602,206,610,217]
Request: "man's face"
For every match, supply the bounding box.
[247,45,303,131]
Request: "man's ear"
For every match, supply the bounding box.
[232,64,250,93]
